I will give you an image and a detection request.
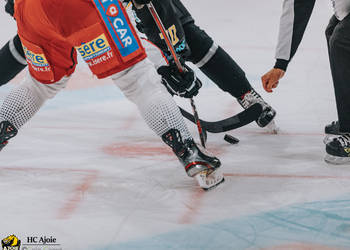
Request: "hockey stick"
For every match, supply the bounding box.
[179,103,263,133]
[146,2,207,148]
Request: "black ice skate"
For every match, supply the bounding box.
[0,121,18,151]
[325,134,350,165]
[238,89,278,133]
[324,121,341,144]
[162,129,224,190]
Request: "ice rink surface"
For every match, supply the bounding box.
[2,0,350,249]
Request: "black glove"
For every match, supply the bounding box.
[5,0,14,16]
[157,63,202,98]
[133,0,151,5]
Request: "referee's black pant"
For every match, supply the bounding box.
[326,14,350,133]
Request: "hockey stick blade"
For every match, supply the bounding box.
[180,103,263,133]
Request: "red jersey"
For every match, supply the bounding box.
[15,0,146,83]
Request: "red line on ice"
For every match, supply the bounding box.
[29,125,326,137]
[178,189,206,225]
[57,171,98,219]
[0,167,98,219]
[224,173,350,180]
[236,130,324,136]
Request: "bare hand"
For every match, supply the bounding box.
[261,68,285,93]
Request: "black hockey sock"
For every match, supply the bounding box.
[0,35,27,87]
[199,47,252,98]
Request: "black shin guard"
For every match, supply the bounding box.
[199,47,252,98]
[0,35,27,87]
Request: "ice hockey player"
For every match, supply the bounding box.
[0,0,277,132]
[125,0,277,130]
[0,0,224,190]
[261,0,350,164]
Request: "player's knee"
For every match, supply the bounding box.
[22,74,68,100]
[112,59,164,103]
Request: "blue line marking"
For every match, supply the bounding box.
[91,195,350,250]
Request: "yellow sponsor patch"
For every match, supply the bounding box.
[345,147,350,154]
[23,46,49,67]
[76,34,112,61]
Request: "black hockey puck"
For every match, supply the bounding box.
[224,134,239,144]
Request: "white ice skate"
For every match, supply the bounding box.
[325,134,350,165]
[238,89,278,134]
[162,129,224,190]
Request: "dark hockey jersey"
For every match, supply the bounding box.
[125,0,194,58]
[171,0,194,26]
[274,0,350,71]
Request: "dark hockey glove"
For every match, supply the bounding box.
[133,0,151,5]
[157,63,202,98]
[5,0,14,17]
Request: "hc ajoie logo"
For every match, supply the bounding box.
[1,235,21,250]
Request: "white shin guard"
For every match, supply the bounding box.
[112,59,192,140]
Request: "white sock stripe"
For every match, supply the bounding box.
[9,38,27,66]
[165,81,178,95]
[195,43,219,68]
[186,80,196,92]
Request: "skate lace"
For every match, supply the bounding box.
[337,134,350,147]
[240,90,268,109]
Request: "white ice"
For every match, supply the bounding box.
[1,1,350,249]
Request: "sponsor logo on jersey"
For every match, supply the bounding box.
[23,46,49,67]
[76,34,112,61]
[22,45,53,76]
[159,24,180,46]
[93,0,140,58]
[107,4,119,17]
[19,37,54,81]
[175,39,186,53]
[2,235,21,250]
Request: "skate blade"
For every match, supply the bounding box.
[194,168,225,191]
[324,153,350,165]
[265,120,279,134]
